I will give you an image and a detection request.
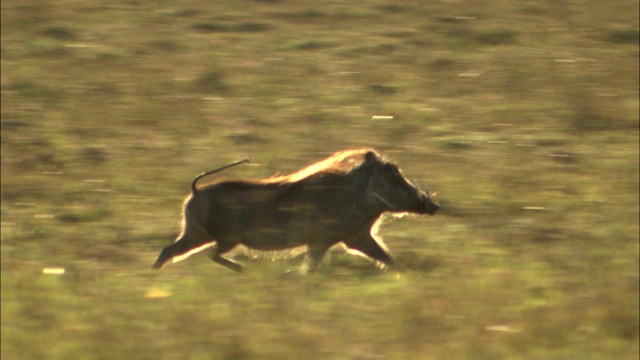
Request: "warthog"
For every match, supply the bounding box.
[152,148,439,273]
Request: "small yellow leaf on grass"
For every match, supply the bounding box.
[43,267,65,275]
[371,115,394,121]
[486,325,520,333]
[522,206,546,210]
[145,289,172,299]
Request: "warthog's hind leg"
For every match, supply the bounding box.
[209,241,243,272]
[152,239,191,269]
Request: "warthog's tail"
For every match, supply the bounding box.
[191,158,249,194]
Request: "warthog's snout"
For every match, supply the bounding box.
[419,193,440,215]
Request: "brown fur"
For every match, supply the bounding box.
[152,148,439,273]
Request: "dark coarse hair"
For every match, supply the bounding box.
[264,148,382,184]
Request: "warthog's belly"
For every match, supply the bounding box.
[236,228,310,251]
[214,195,346,251]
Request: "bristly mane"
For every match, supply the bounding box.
[265,148,380,183]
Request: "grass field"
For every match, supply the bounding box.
[1,0,638,359]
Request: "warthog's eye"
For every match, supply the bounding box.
[382,163,406,184]
[383,163,397,173]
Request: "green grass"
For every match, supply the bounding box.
[2,0,638,359]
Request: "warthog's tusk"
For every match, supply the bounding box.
[415,179,433,199]
[413,178,422,193]
[373,193,397,210]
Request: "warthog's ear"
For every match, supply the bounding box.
[364,151,378,163]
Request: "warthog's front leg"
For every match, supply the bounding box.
[343,234,393,267]
[208,241,243,272]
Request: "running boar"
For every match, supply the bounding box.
[152,148,439,273]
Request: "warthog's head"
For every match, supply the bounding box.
[363,151,439,215]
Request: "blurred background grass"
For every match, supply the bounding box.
[1,0,638,359]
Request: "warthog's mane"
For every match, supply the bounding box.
[195,148,388,190]
[264,147,382,184]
